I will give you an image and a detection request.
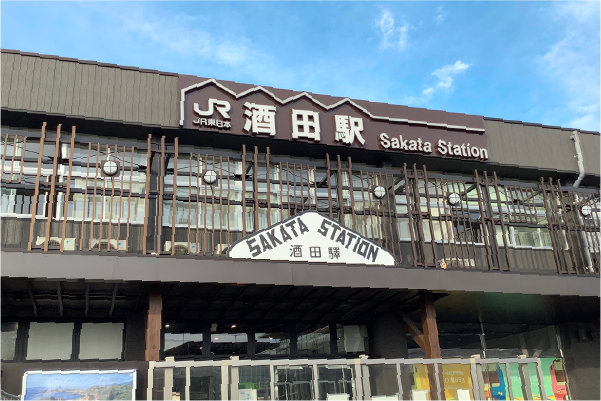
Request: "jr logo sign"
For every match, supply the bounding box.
[227,211,396,266]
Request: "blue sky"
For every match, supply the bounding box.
[2,1,599,131]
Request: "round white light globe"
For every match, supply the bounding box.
[203,170,217,185]
[102,160,119,176]
[372,186,386,199]
[447,192,461,206]
[581,204,592,217]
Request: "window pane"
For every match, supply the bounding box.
[274,366,313,400]
[317,365,354,400]
[190,366,222,400]
[336,324,369,356]
[211,324,248,357]
[368,364,399,399]
[238,366,271,400]
[164,332,204,358]
[297,324,330,356]
[255,331,291,356]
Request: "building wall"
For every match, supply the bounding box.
[559,322,601,400]
[125,314,147,361]
[369,313,408,359]
[2,49,600,178]
[484,118,600,176]
[1,50,178,127]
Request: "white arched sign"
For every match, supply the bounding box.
[227,211,396,266]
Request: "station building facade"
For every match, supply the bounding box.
[1,49,600,400]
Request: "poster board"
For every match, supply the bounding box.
[22,369,136,400]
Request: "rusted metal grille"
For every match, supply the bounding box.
[1,123,599,275]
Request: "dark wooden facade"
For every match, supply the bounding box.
[1,124,599,275]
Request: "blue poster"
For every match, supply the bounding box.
[23,370,136,400]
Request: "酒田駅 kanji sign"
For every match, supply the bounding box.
[227,211,396,266]
[179,76,489,161]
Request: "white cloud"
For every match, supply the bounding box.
[404,60,471,106]
[375,9,414,51]
[122,10,252,66]
[537,2,600,131]
[376,10,396,49]
[434,6,447,25]
[423,60,470,95]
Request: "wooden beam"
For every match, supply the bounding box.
[420,292,441,359]
[26,280,38,317]
[84,283,90,317]
[109,283,118,317]
[393,311,426,351]
[56,282,64,317]
[145,284,162,362]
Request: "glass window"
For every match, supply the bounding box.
[297,324,330,356]
[440,363,474,401]
[274,366,314,400]
[79,322,124,360]
[439,333,483,358]
[164,332,204,358]
[336,325,369,356]
[26,322,74,360]
[368,364,399,399]
[481,363,509,401]
[397,219,411,240]
[399,363,437,401]
[1,322,18,361]
[211,324,248,357]
[317,365,355,400]
[237,366,271,400]
[255,330,291,356]
[190,366,222,400]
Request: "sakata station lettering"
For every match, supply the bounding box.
[379,133,489,160]
[227,211,395,265]
[245,215,381,263]
[190,98,488,161]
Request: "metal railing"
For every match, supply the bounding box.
[2,125,599,275]
[147,356,552,400]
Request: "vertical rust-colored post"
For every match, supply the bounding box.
[145,284,163,362]
[27,123,47,251]
[253,146,259,231]
[171,138,178,256]
[17,136,27,183]
[420,291,441,359]
[44,125,62,251]
[241,145,247,235]
[142,135,152,255]
[60,128,76,251]
[156,136,165,254]
[265,148,272,225]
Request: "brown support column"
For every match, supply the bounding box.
[145,284,163,361]
[420,291,441,359]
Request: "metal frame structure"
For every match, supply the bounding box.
[2,127,599,275]
[148,356,547,400]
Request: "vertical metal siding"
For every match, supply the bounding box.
[1,52,178,127]
[485,119,598,175]
[581,134,601,175]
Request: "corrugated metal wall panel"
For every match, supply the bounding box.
[554,129,579,172]
[580,133,601,176]
[1,52,178,127]
[485,119,598,175]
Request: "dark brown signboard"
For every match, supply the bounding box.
[178,75,488,160]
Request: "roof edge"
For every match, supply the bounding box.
[483,116,600,136]
[1,48,179,77]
